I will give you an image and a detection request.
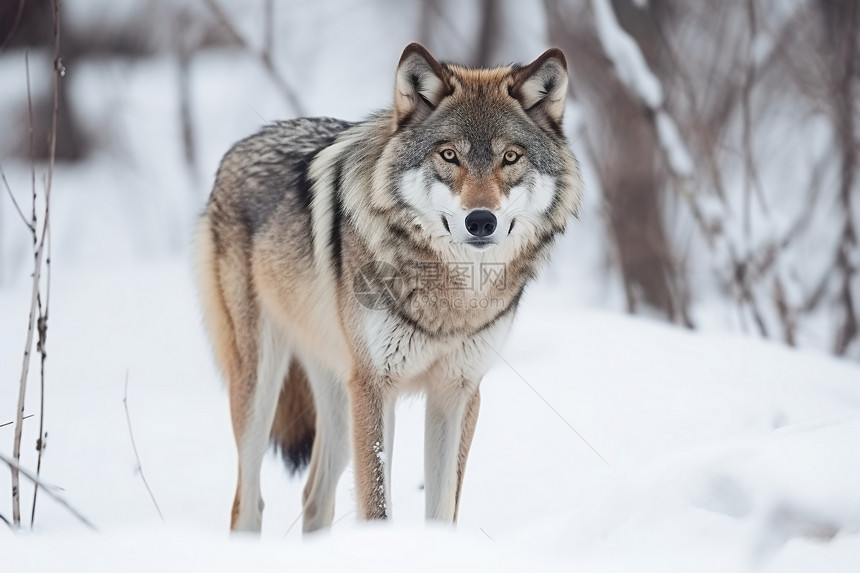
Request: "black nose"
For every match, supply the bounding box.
[465,210,497,238]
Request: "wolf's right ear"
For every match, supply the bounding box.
[394,43,452,127]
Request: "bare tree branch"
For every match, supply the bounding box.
[201,0,305,116]
[0,415,33,429]
[828,0,859,355]
[0,164,33,231]
[262,0,273,63]
[27,50,36,237]
[741,0,767,241]
[10,49,41,529]
[29,0,60,527]
[0,0,27,53]
[123,372,165,523]
[0,452,97,531]
[473,0,501,67]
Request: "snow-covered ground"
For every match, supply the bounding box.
[2,258,859,571]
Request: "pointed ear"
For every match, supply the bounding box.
[510,48,569,135]
[394,43,452,126]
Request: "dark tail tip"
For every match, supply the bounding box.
[270,360,317,475]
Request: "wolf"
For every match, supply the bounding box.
[194,43,582,532]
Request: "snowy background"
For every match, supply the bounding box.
[1,0,859,570]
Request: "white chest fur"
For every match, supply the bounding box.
[360,308,514,389]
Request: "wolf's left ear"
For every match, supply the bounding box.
[510,48,568,135]
[394,43,452,126]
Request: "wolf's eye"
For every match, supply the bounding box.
[502,150,521,166]
[440,149,459,164]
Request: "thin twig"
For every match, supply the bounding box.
[741,0,758,241]
[0,163,33,231]
[27,50,36,239]
[283,505,306,537]
[262,0,274,63]
[0,451,97,531]
[0,415,33,429]
[832,1,859,355]
[30,0,60,527]
[0,0,27,53]
[11,48,46,529]
[123,372,165,522]
[201,0,305,116]
[332,510,355,526]
[487,345,610,466]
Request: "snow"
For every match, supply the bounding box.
[655,110,694,177]
[2,259,860,571]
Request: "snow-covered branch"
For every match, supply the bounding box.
[590,0,693,177]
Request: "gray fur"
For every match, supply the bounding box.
[196,44,583,532]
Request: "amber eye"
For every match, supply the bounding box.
[502,150,521,166]
[440,149,459,164]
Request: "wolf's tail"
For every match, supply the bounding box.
[270,360,316,474]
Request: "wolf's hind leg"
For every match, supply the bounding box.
[231,317,292,532]
[301,363,350,532]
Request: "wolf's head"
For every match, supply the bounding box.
[383,43,582,256]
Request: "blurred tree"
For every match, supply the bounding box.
[1,0,87,161]
[818,0,859,355]
[1,0,856,357]
[545,0,692,325]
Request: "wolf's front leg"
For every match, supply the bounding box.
[425,383,480,522]
[348,373,391,520]
[454,389,480,521]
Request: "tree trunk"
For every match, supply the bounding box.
[545,0,690,324]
